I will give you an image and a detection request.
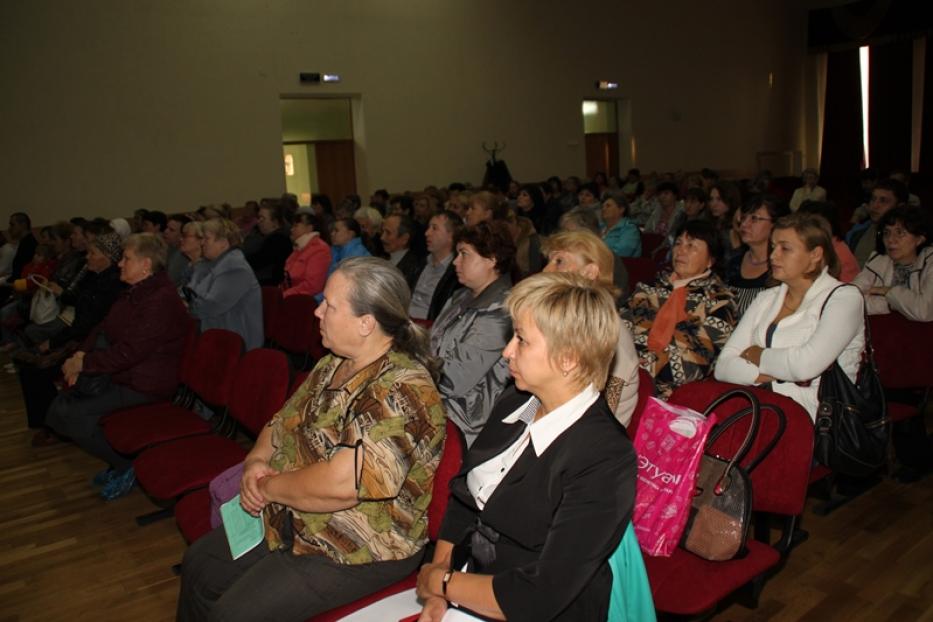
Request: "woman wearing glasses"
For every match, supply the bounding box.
[724,195,790,317]
[852,206,932,321]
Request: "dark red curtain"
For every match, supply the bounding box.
[868,39,913,175]
[920,37,933,176]
[820,49,863,219]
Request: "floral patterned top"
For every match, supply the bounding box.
[621,271,737,398]
[263,350,446,564]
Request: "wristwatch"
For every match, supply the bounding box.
[441,570,454,598]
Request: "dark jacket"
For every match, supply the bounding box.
[81,271,188,398]
[245,228,292,286]
[426,262,462,322]
[50,265,124,350]
[52,250,86,289]
[439,387,636,622]
[7,232,37,282]
[396,249,426,292]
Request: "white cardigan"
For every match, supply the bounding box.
[715,269,865,420]
[851,247,933,322]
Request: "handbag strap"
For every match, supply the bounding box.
[701,389,761,490]
[707,403,787,474]
[28,274,52,292]
[818,282,879,383]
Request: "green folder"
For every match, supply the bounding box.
[220,494,266,560]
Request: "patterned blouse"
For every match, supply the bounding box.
[620,271,737,398]
[263,350,446,564]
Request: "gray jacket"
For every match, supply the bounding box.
[430,275,513,446]
[187,248,263,351]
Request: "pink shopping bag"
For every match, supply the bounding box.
[632,397,715,557]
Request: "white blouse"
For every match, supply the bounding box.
[466,385,599,510]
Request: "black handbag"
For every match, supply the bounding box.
[814,286,888,478]
[680,389,786,561]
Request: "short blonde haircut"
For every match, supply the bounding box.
[201,218,242,247]
[507,272,620,390]
[542,230,617,293]
[354,206,383,230]
[124,233,168,272]
[182,220,204,238]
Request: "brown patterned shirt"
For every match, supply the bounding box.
[263,350,446,564]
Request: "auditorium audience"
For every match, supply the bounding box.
[503,207,544,278]
[45,233,188,499]
[185,218,263,351]
[709,181,743,259]
[141,210,167,234]
[409,210,463,321]
[430,221,515,446]
[621,220,736,398]
[725,195,788,317]
[464,190,505,227]
[164,214,193,287]
[243,203,292,286]
[177,257,445,621]
[644,181,684,236]
[542,230,640,426]
[600,191,641,258]
[789,168,827,212]
[178,220,205,285]
[282,212,330,299]
[416,272,635,622]
[798,200,860,282]
[328,217,371,276]
[515,184,547,233]
[848,178,907,267]
[716,212,865,420]
[852,206,932,321]
[381,214,425,291]
[2,213,37,293]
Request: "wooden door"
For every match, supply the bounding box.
[584,132,619,179]
[314,140,357,201]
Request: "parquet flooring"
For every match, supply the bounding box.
[0,362,930,621]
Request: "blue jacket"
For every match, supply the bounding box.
[603,218,642,257]
[328,237,371,276]
[187,248,263,351]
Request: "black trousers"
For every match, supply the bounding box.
[45,382,154,471]
[177,526,424,622]
[17,363,60,429]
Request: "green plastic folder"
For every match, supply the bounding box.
[221,494,266,560]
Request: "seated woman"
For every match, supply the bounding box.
[621,220,736,398]
[416,272,635,622]
[542,230,640,426]
[852,206,932,321]
[716,213,866,420]
[503,206,543,278]
[177,257,446,621]
[21,232,125,445]
[242,203,293,286]
[45,233,189,499]
[177,220,204,288]
[328,217,370,276]
[709,182,743,261]
[186,218,263,351]
[797,200,860,283]
[283,212,330,298]
[600,191,641,257]
[431,221,516,447]
[724,195,787,317]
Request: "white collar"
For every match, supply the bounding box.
[294,231,319,250]
[502,384,599,456]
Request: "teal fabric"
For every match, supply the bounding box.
[607,522,656,621]
[602,218,642,257]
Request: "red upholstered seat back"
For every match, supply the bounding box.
[227,348,290,436]
[187,329,244,406]
[428,420,464,542]
[869,313,933,389]
[640,232,666,259]
[668,380,813,517]
[270,295,326,359]
[261,286,283,342]
[176,319,200,386]
[621,257,658,290]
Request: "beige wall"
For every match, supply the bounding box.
[1,0,810,225]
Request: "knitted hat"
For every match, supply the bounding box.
[93,232,124,264]
[109,218,132,241]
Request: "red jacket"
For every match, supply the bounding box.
[283,234,331,298]
[19,259,57,292]
[82,271,190,398]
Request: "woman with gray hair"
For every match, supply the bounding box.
[185,218,263,350]
[178,256,447,621]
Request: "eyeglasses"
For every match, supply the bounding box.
[882,227,910,239]
[741,214,772,224]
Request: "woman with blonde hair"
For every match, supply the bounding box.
[716,212,865,420]
[542,230,640,425]
[416,272,637,621]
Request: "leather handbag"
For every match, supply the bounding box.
[815,286,888,478]
[680,389,786,561]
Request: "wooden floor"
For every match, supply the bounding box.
[0,364,930,621]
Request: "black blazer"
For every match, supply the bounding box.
[426,262,462,322]
[439,386,636,622]
[396,249,426,292]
